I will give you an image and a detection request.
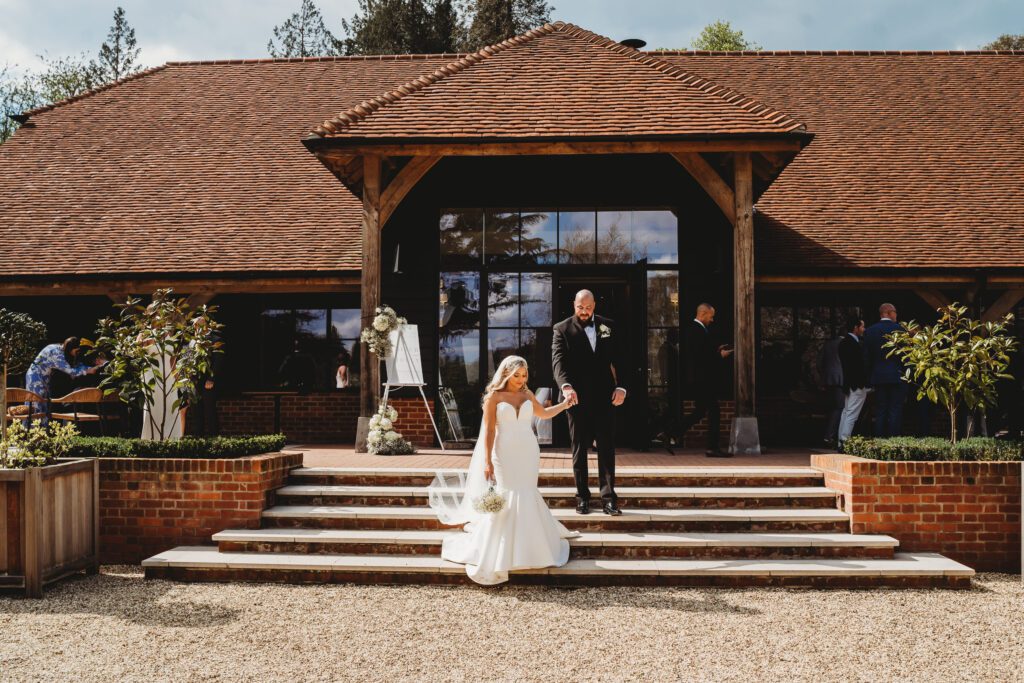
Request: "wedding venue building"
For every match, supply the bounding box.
[2,22,1023,450]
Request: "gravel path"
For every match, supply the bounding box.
[1,568,1021,682]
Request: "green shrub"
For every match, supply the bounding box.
[1,420,79,468]
[66,434,287,459]
[841,435,1022,461]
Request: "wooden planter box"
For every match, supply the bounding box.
[1,458,99,597]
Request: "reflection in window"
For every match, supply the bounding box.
[260,308,344,391]
[558,211,596,264]
[632,210,679,264]
[440,210,483,268]
[440,272,480,330]
[521,211,557,264]
[439,330,481,438]
[330,309,361,388]
[798,307,831,339]
[484,211,519,264]
[647,271,680,326]
[487,328,519,378]
[597,211,633,264]
[520,273,552,327]
[487,273,519,326]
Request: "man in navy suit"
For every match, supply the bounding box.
[863,303,908,437]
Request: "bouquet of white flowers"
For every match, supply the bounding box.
[471,485,508,515]
[366,403,415,455]
[360,305,407,357]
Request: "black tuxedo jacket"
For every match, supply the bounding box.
[838,334,867,392]
[683,319,720,388]
[551,314,622,404]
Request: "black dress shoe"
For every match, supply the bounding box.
[602,502,622,516]
[705,449,733,458]
[576,499,591,515]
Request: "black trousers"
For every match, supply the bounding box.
[681,387,720,450]
[566,403,616,503]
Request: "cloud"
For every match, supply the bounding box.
[0,27,38,73]
[140,42,191,67]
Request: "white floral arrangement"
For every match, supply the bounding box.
[360,305,407,357]
[366,403,416,455]
[472,485,508,515]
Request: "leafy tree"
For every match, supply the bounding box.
[342,0,465,55]
[92,289,223,441]
[0,308,47,439]
[462,0,553,51]
[687,20,761,51]
[33,52,102,103]
[884,303,1018,444]
[95,6,142,82]
[1,66,39,143]
[267,0,342,57]
[983,34,1024,50]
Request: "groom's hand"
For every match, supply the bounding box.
[611,388,626,406]
[562,385,576,405]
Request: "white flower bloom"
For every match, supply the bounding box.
[386,406,398,421]
[368,429,382,442]
[379,417,392,430]
[373,315,389,331]
[369,415,381,427]
[385,431,400,442]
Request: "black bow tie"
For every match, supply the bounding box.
[579,318,595,328]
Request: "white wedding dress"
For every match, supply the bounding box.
[430,400,576,585]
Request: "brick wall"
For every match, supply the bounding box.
[387,397,437,447]
[216,393,360,443]
[99,450,303,563]
[679,399,735,449]
[813,453,1021,572]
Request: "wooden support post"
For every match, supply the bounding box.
[22,467,43,598]
[914,288,951,313]
[730,152,760,455]
[360,155,382,419]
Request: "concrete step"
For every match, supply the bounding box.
[142,547,973,588]
[213,528,898,559]
[261,505,852,533]
[274,484,838,509]
[290,466,825,488]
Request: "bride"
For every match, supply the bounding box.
[429,356,578,585]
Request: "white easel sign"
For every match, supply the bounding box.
[385,324,424,385]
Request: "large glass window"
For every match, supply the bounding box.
[558,211,596,264]
[261,308,361,390]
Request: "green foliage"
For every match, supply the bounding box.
[1,420,80,469]
[841,435,1022,462]
[884,303,1017,443]
[983,34,1024,50]
[95,7,142,82]
[66,434,287,459]
[268,0,343,57]
[92,289,224,442]
[0,308,47,438]
[687,20,761,51]
[342,0,467,55]
[462,0,552,51]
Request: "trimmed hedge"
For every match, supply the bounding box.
[841,435,1023,462]
[67,434,288,459]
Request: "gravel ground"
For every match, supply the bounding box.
[1,568,1021,682]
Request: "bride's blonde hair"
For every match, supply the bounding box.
[483,355,529,403]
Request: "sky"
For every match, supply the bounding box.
[1,0,1021,74]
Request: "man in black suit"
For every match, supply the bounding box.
[680,303,733,457]
[552,289,627,516]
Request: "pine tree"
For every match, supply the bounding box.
[463,0,552,51]
[95,6,141,82]
[430,0,464,53]
[267,0,342,58]
[342,0,465,55]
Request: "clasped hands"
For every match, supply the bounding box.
[562,386,626,408]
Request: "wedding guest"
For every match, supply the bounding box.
[680,303,733,457]
[837,318,868,444]
[864,303,908,437]
[336,347,351,389]
[24,337,103,423]
[819,332,845,448]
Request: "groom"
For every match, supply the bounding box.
[552,289,627,516]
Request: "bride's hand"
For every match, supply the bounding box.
[484,460,495,482]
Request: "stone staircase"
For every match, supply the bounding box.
[142,466,975,588]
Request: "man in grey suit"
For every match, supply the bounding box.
[820,333,845,448]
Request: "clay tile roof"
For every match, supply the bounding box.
[309,22,807,140]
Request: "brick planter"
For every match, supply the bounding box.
[99,451,302,564]
[812,453,1021,572]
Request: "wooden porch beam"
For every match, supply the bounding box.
[315,138,804,159]
[733,152,755,419]
[379,156,441,227]
[670,152,735,224]
[982,288,1024,323]
[360,154,382,418]
[0,276,359,297]
[914,288,952,312]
